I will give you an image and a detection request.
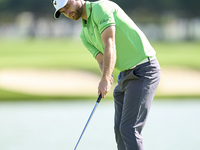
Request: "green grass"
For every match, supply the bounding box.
[0,88,102,101]
[0,38,98,70]
[0,38,200,100]
[1,39,199,70]
[152,42,200,70]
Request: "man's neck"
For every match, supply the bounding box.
[81,1,87,21]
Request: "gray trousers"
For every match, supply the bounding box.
[113,58,161,150]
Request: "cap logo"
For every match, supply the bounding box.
[53,0,57,6]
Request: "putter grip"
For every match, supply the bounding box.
[97,94,102,103]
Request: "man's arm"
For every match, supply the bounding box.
[95,52,104,73]
[96,25,116,98]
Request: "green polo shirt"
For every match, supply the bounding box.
[80,0,156,71]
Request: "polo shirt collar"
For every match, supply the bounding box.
[82,1,92,25]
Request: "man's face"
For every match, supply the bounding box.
[59,0,83,20]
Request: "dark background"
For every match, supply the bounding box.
[0,0,199,21]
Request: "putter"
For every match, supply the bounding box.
[74,94,102,150]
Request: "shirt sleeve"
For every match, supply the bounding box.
[92,4,116,33]
[81,37,100,58]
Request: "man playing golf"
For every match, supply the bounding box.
[52,0,161,149]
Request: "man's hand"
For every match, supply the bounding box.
[98,75,114,98]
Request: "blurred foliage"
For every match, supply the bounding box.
[0,0,199,22]
[117,0,199,17]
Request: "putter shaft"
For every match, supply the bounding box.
[74,94,102,150]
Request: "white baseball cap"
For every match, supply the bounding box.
[52,0,68,18]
